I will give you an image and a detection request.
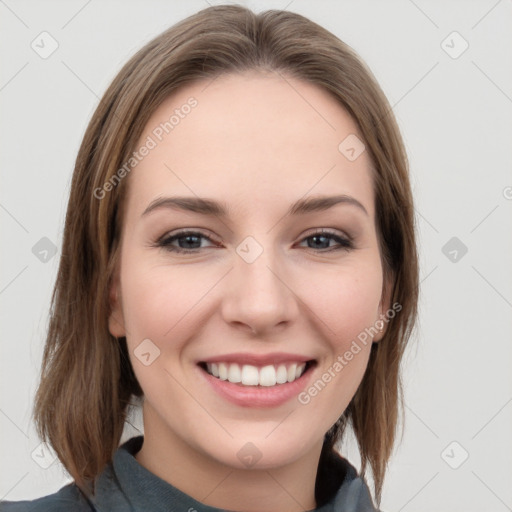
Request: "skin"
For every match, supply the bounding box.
[108,70,390,512]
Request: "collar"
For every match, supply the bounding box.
[94,435,379,512]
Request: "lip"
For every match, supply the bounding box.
[197,352,313,366]
[197,359,317,408]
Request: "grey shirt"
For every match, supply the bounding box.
[0,436,380,511]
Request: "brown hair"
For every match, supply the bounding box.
[33,4,419,507]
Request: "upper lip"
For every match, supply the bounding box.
[198,352,315,366]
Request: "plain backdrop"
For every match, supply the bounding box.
[1,1,511,510]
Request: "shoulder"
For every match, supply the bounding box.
[332,474,381,512]
[321,449,382,512]
[0,483,93,512]
[0,436,143,512]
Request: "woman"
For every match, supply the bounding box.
[1,4,418,511]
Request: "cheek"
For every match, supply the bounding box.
[298,268,380,425]
[120,249,383,345]
[121,263,204,340]
[119,261,210,397]
[303,262,383,345]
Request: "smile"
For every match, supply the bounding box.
[201,361,313,387]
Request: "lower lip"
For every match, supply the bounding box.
[198,364,315,408]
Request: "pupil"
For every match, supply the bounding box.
[182,235,199,248]
[311,235,328,249]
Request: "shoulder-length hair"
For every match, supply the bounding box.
[33,4,419,507]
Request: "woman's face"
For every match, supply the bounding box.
[109,71,390,469]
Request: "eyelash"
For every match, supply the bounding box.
[154,229,354,254]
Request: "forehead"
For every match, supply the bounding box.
[125,71,375,221]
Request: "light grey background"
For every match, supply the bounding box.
[1,0,511,510]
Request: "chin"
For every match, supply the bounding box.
[203,434,318,471]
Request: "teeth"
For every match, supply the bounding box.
[241,365,259,385]
[205,362,308,387]
[287,363,297,383]
[259,365,276,387]
[228,363,242,383]
[218,362,228,380]
[276,364,288,384]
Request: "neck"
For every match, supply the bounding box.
[135,404,324,512]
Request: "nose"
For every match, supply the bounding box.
[220,243,299,336]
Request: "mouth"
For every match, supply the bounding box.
[197,360,317,388]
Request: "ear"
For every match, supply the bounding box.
[108,269,126,338]
[373,272,394,342]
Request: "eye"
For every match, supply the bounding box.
[154,228,353,254]
[155,230,219,254]
[298,229,353,252]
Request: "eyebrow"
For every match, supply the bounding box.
[141,194,368,218]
